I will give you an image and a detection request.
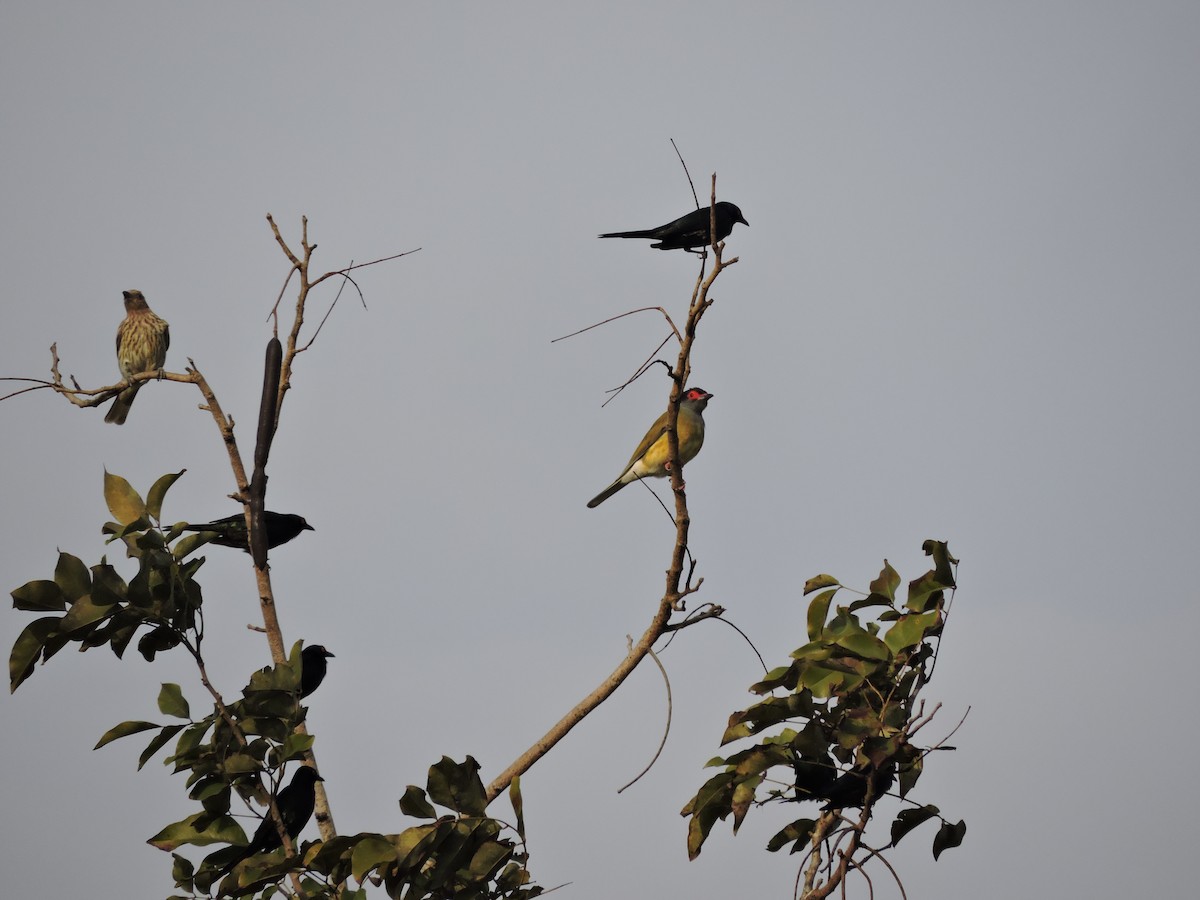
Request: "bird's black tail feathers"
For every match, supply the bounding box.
[597,229,657,240]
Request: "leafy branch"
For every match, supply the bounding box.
[682,540,966,899]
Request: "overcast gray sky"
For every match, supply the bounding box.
[2,3,1198,898]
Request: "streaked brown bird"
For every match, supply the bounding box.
[105,289,169,425]
[587,387,713,508]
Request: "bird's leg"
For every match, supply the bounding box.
[664,461,687,492]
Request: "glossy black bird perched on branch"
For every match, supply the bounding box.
[299,645,334,699]
[182,511,313,552]
[598,201,749,251]
[217,766,323,878]
[817,761,897,811]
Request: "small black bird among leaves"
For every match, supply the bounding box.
[182,511,314,553]
[598,201,749,252]
[217,766,323,878]
[299,645,334,700]
[105,289,170,425]
[818,761,897,811]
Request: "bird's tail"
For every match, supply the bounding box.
[586,480,627,508]
[104,385,140,425]
[597,229,657,240]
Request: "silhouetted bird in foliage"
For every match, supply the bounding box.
[183,511,314,552]
[217,766,323,878]
[598,201,749,251]
[299,645,334,699]
[817,761,897,811]
[106,289,170,425]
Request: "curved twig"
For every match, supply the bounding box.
[616,642,672,793]
[551,307,682,344]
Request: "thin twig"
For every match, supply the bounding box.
[670,138,700,211]
[551,307,681,344]
[854,842,908,900]
[601,335,675,409]
[616,642,672,793]
[299,260,353,353]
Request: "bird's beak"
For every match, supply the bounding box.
[739,215,749,226]
[325,650,336,658]
[304,522,315,531]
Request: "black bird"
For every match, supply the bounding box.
[217,766,323,877]
[598,201,749,251]
[818,761,896,811]
[182,511,314,553]
[299,645,334,699]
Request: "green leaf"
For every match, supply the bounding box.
[280,732,315,761]
[146,470,186,520]
[803,574,839,595]
[899,753,924,798]
[800,664,844,698]
[924,539,957,588]
[426,756,487,816]
[95,719,159,749]
[766,818,816,854]
[104,470,147,526]
[834,630,891,661]
[9,616,58,692]
[466,840,512,881]
[158,683,191,719]
[906,570,946,613]
[932,818,967,859]
[869,560,901,601]
[221,752,262,775]
[59,594,112,634]
[730,774,762,833]
[11,579,66,612]
[806,588,837,641]
[147,813,247,851]
[54,553,92,602]
[683,770,735,860]
[884,610,941,654]
[351,835,399,882]
[140,723,186,770]
[399,785,438,819]
[890,804,940,845]
[510,775,526,840]
[848,593,896,613]
[171,853,195,883]
[171,533,211,561]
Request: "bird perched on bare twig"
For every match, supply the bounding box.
[105,289,170,424]
[587,388,713,508]
[181,511,314,552]
[598,202,748,252]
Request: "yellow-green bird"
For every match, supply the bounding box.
[105,289,170,425]
[587,387,714,508]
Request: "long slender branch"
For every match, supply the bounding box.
[485,177,736,804]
